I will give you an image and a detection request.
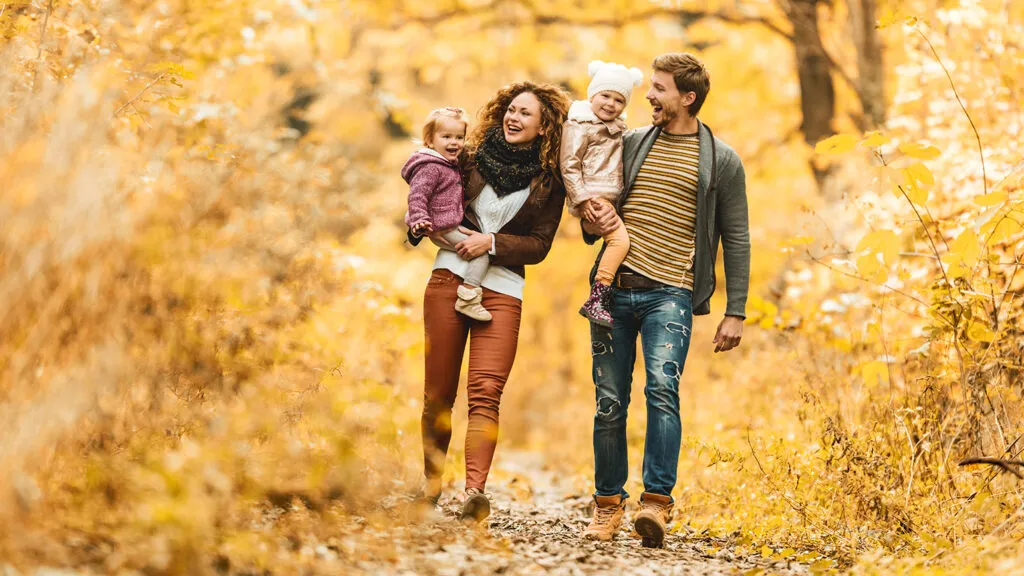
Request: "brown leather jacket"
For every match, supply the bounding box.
[560,100,626,217]
[461,168,565,278]
[408,167,565,279]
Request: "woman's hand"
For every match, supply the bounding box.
[428,231,456,250]
[581,200,622,236]
[455,230,493,260]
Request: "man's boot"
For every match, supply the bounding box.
[581,494,626,541]
[633,492,673,548]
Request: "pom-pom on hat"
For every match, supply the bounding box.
[587,60,644,104]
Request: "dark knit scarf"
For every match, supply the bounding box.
[474,126,543,197]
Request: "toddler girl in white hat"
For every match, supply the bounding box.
[560,60,644,327]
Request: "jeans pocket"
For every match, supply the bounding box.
[658,285,693,300]
[427,270,456,287]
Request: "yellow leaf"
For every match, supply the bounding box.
[832,337,853,353]
[967,322,995,343]
[984,217,1024,245]
[902,183,929,206]
[950,229,981,265]
[903,162,934,187]
[898,142,941,160]
[856,254,887,283]
[943,256,967,278]
[876,9,899,28]
[859,131,890,148]
[973,192,1008,206]
[760,545,773,558]
[810,559,836,574]
[860,361,890,387]
[857,230,900,265]
[815,134,858,155]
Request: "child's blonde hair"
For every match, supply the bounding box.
[421,106,469,145]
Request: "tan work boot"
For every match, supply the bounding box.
[633,492,674,548]
[582,494,626,541]
[455,285,492,321]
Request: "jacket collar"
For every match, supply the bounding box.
[567,100,626,134]
[463,168,549,230]
[623,119,714,205]
[417,147,451,162]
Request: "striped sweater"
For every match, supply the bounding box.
[620,130,700,290]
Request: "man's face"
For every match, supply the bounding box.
[645,69,694,127]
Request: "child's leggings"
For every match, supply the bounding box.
[590,198,630,285]
[442,228,489,287]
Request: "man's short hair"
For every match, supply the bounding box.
[652,53,711,116]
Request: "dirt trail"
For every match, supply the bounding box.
[343,451,808,575]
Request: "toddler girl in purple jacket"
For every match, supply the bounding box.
[404,107,492,321]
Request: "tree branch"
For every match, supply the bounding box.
[959,457,1024,480]
[377,0,867,108]
[114,72,167,118]
[31,0,53,93]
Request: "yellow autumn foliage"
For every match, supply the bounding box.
[1,0,1023,574]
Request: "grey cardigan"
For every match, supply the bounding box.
[585,120,750,318]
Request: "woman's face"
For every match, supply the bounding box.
[503,92,544,145]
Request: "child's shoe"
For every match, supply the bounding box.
[579,282,614,327]
[455,285,492,321]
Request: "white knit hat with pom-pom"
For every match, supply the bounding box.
[587,60,644,104]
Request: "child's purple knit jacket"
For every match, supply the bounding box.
[402,148,464,231]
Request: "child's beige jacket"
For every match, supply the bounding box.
[559,100,627,217]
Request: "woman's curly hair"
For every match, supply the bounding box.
[467,81,571,177]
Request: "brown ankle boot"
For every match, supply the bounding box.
[460,488,491,524]
[582,494,626,541]
[633,492,673,548]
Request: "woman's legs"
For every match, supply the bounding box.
[422,270,470,494]
[464,289,522,490]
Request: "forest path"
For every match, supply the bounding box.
[342,451,809,575]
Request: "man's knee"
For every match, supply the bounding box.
[595,396,626,424]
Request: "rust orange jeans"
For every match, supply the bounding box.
[421,269,522,491]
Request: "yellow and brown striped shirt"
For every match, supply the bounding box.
[621,131,700,290]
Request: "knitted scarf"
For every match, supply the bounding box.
[474,126,543,197]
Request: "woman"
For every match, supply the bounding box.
[411,82,571,522]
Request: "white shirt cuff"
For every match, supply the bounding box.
[488,233,496,255]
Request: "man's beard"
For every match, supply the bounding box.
[653,105,677,127]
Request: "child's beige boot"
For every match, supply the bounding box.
[455,285,492,321]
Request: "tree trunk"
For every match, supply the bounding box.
[784,0,836,148]
[848,0,886,129]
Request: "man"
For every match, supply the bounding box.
[579,53,750,548]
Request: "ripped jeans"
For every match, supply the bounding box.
[590,285,693,500]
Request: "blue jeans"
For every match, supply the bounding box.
[591,285,694,500]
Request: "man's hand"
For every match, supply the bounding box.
[581,200,621,236]
[456,229,492,259]
[581,200,598,223]
[713,316,744,353]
